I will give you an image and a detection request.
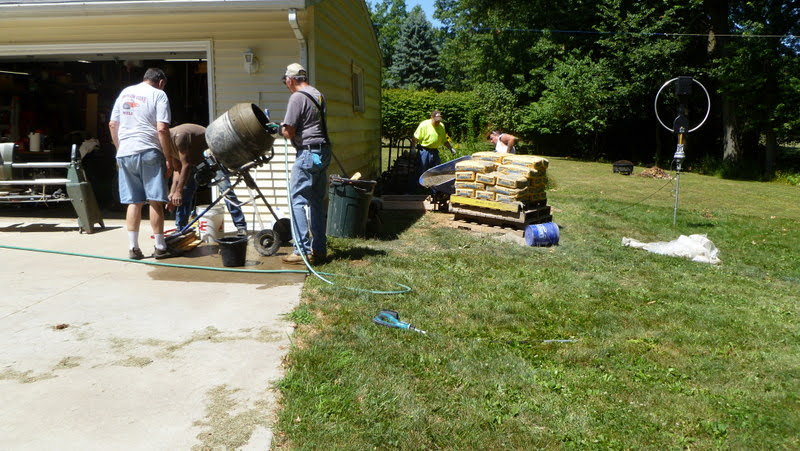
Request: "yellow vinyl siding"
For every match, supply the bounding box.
[312,0,381,179]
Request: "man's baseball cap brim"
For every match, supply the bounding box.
[282,63,307,81]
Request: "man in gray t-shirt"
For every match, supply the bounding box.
[283,83,327,149]
[280,63,332,265]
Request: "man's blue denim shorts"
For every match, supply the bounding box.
[116,148,169,204]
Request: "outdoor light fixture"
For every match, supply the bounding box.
[243,48,258,74]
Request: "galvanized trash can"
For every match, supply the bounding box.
[326,175,377,238]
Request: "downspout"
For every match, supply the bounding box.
[288,8,308,69]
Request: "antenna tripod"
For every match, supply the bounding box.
[654,76,711,225]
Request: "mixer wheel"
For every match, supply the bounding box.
[272,218,292,243]
[254,229,281,256]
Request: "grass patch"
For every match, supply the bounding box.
[275,158,800,449]
[285,304,315,325]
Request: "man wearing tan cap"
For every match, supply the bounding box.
[280,63,331,265]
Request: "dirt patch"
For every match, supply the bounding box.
[0,356,83,384]
[159,326,282,358]
[112,356,154,367]
[0,368,57,384]
[421,210,453,227]
[54,356,82,370]
[192,385,272,450]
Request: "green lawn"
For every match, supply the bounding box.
[274,158,799,449]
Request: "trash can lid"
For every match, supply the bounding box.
[329,175,377,189]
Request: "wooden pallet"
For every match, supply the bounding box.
[450,218,524,234]
[449,196,551,229]
[379,194,432,211]
[450,195,522,212]
[446,219,528,245]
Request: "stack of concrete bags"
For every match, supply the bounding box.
[454,152,549,205]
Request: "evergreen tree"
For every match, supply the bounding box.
[388,6,444,90]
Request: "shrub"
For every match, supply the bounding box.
[381,89,481,142]
[774,170,800,186]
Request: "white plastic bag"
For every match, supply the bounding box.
[622,234,721,265]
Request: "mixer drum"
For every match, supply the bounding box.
[205,103,275,170]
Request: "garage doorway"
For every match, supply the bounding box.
[0,41,212,211]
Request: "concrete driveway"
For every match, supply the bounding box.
[0,208,305,450]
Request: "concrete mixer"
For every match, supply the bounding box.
[182,103,289,256]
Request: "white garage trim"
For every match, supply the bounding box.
[0,1,306,16]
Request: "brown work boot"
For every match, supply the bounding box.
[281,253,308,265]
[282,252,327,265]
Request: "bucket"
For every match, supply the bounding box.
[326,175,377,238]
[205,103,275,170]
[524,222,560,246]
[217,236,248,267]
[196,205,225,243]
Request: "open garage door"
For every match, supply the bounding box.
[0,41,212,210]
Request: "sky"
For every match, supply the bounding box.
[406,0,443,27]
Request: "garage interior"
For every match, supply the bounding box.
[0,52,210,210]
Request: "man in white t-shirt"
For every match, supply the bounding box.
[109,68,177,260]
[487,130,518,154]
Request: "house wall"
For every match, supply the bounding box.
[0,1,381,230]
[311,0,382,179]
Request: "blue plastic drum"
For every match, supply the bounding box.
[524,222,560,246]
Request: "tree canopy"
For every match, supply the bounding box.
[369,0,800,175]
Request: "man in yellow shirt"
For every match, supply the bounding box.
[411,110,454,185]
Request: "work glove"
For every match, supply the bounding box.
[265,122,281,135]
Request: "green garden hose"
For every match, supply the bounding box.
[0,137,412,295]
[279,139,412,295]
[0,243,306,273]
[0,243,411,295]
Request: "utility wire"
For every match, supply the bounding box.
[614,176,674,214]
[464,27,798,40]
[612,160,677,214]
